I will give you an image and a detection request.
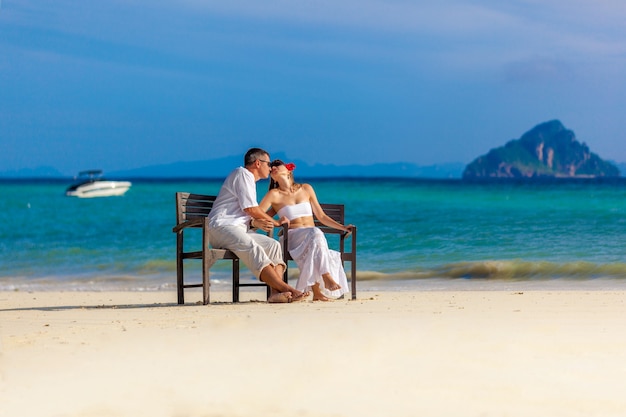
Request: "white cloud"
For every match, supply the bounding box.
[502,57,572,83]
[6,0,626,78]
[179,0,515,36]
[168,0,626,79]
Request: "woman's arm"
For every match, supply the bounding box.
[247,190,288,230]
[258,190,276,214]
[305,184,353,233]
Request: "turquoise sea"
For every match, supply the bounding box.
[1,177,626,292]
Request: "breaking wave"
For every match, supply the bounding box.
[358,260,626,281]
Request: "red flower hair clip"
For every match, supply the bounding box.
[285,162,296,171]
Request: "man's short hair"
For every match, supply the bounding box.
[244,148,269,166]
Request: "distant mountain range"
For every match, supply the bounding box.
[0,155,466,179]
[110,154,465,179]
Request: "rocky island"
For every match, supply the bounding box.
[463,120,620,179]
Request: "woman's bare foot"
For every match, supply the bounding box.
[311,283,331,301]
[290,291,310,302]
[268,292,292,303]
[322,273,341,292]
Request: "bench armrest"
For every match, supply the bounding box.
[172,218,204,233]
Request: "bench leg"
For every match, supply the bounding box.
[176,236,185,305]
[176,262,185,305]
[351,261,357,300]
[233,259,240,302]
[202,255,210,305]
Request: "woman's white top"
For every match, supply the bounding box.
[277,201,313,221]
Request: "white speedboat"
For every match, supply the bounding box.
[65,170,132,198]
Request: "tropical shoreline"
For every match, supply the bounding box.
[3,274,626,294]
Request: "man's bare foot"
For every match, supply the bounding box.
[290,291,310,302]
[322,274,341,292]
[268,292,292,303]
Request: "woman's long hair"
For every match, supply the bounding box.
[269,159,302,191]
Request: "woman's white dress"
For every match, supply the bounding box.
[277,203,349,298]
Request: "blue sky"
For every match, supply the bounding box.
[1,0,626,175]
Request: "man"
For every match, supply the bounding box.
[208,148,308,303]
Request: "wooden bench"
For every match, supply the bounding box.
[173,193,357,303]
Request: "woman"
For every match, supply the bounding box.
[259,160,354,301]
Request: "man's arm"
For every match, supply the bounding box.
[244,206,289,232]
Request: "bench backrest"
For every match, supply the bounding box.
[314,203,345,234]
[175,192,215,226]
[176,193,344,228]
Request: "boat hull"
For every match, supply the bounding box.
[65,181,132,198]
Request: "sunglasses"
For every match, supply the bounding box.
[258,159,272,167]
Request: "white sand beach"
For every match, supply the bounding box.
[2,286,626,417]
